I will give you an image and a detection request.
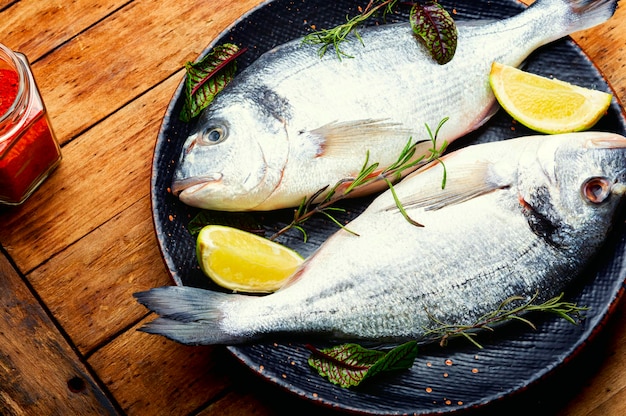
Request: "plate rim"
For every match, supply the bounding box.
[149,0,626,413]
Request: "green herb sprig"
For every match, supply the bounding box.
[308,292,587,387]
[303,0,400,59]
[425,292,589,348]
[303,1,458,64]
[270,118,449,241]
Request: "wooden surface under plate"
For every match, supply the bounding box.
[1,0,625,414]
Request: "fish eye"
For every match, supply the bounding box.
[198,127,226,145]
[581,177,612,204]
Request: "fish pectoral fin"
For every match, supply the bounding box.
[310,119,411,158]
[384,159,511,212]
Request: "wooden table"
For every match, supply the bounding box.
[0,0,625,414]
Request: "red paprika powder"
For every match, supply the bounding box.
[0,68,18,114]
[0,43,61,205]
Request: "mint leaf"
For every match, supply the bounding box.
[410,1,457,65]
[180,44,245,122]
[307,341,418,387]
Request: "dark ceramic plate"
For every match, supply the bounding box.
[151,0,626,414]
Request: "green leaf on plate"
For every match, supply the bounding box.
[308,341,418,388]
[410,1,458,65]
[180,43,245,122]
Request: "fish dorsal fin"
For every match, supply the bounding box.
[310,119,412,157]
[381,156,512,212]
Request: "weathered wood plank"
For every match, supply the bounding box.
[515,0,625,107]
[0,1,17,12]
[583,387,626,416]
[0,252,119,415]
[557,300,626,416]
[0,75,179,353]
[1,1,625,415]
[27,195,171,355]
[26,0,262,145]
[0,70,179,274]
[88,318,232,415]
[0,0,125,61]
[570,6,626,107]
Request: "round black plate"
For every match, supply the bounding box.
[151,0,626,414]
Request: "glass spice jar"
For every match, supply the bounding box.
[0,43,61,205]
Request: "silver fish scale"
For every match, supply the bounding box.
[138,1,623,347]
[175,0,618,211]
[136,132,626,345]
[210,133,626,343]
[224,192,561,341]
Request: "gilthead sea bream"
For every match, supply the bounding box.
[171,0,618,211]
[137,132,626,345]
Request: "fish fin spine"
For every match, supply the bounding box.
[309,119,412,159]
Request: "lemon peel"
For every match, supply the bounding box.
[196,225,303,293]
[489,62,612,134]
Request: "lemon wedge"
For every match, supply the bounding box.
[196,225,303,293]
[489,62,612,134]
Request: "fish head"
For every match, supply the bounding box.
[518,132,626,251]
[171,96,290,211]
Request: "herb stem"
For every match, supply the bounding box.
[303,0,399,58]
[425,292,588,348]
[270,118,450,241]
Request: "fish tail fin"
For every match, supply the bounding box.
[533,0,618,35]
[134,286,252,345]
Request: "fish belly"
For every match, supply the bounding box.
[228,191,571,342]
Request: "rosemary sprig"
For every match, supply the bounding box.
[270,118,449,240]
[302,1,458,64]
[308,292,587,388]
[302,0,399,59]
[425,292,589,349]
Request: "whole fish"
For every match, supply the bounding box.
[137,131,626,345]
[171,0,618,212]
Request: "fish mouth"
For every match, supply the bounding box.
[171,173,223,196]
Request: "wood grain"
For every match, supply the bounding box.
[0,252,117,415]
[0,0,17,12]
[557,301,626,416]
[0,72,176,274]
[88,318,231,415]
[3,74,179,353]
[26,0,261,145]
[27,195,170,354]
[0,0,625,414]
[570,3,626,107]
[0,0,125,61]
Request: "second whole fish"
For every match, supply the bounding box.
[136,131,626,345]
[171,0,618,211]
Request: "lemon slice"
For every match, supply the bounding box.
[196,225,303,293]
[489,62,612,134]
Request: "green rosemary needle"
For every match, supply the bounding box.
[302,0,399,59]
[425,292,589,348]
[270,118,449,240]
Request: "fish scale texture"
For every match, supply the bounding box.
[150,0,625,413]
